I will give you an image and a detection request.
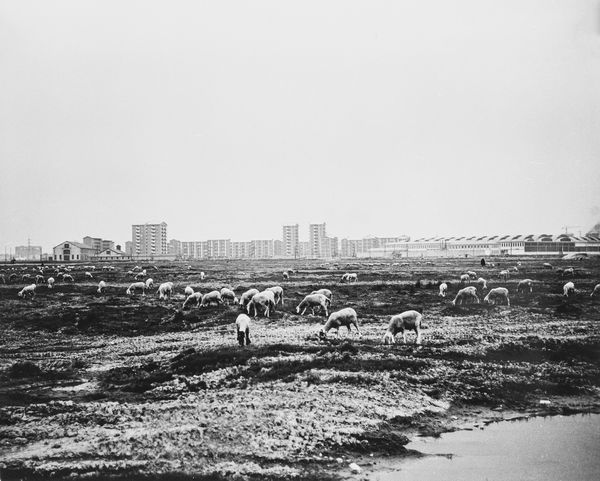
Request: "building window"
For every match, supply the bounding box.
[64,243,70,248]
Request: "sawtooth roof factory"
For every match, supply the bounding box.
[367,233,600,258]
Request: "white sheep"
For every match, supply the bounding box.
[438,282,448,297]
[563,281,575,297]
[516,279,533,294]
[591,284,600,298]
[499,270,510,281]
[47,277,55,289]
[35,275,45,284]
[18,284,36,299]
[201,290,223,307]
[282,271,290,280]
[132,265,142,272]
[266,286,284,306]
[158,282,174,300]
[184,286,194,297]
[145,278,154,289]
[311,288,333,303]
[235,314,251,346]
[200,271,206,281]
[562,267,574,277]
[62,274,74,282]
[319,308,360,339]
[134,269,147,280]
[97,280,107,294]
[467,271,477,279]
[484,287,510,306]
[85,271,94,279]
[239,288,260,309]
[341,273,358,283]
[451,286,480,306]
[183,292,202,309]
[126,282,147,296]
[475,277,488,290]
[382,310,422,345]
[247,291,276,318]
[220,287,238,305]
[296,293,330,316]
[543,263,553,270]
[460,274,471,284]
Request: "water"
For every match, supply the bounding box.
[373,413,600,481]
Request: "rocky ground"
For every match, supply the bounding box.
[1,257,599,480]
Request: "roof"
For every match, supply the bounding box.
[53,240,96,250]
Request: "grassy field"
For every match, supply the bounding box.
[1,257,599,480]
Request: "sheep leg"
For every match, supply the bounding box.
[415,328,422,345]
[245,328,251,345]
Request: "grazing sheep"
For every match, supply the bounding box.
[158,282,174,300]
[511,266,519,273]
[311,288,333,303]
[266,286,284,306]
[460,274,471,284]
[132,265,142,272]
[484,287,510,306]
[562,267,574,277]
[145,278,154,289]
[239,289,260,309]
[543,263,553,270]
[319,308,360,339]
[183,292,202,309]
[47,277,55,289]
[467,271,477,279]
[85,271,94,279]
[126,282,147,296]
[220,288,238,305]
[563,282,575,297]
[8,273,18,283]
[18,284,37,299]
[35,275,45,284]
[201,290,223,307]
[591,284,600,298]
[235,314,251,346]
[282,271,290,280]
[296,293,330,316]
[499,270,510,281]
[475,277,488,290]
[184,286,194,297]
[517,279,534,294]
[22,274,32,282]
[438,283,448,297]
[247,291,276,318]
[451,286,480,306]
[382,310,422,345]
[341,273,358,283]
[200,271,206,281]
[63,274,74,282]
[97,280,107,294]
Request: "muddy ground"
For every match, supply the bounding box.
[1,257,599,480]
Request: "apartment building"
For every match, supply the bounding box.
[131,222,168,256]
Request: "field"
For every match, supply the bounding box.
[1,257,600,480]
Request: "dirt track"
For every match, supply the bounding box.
[1,257,599,480]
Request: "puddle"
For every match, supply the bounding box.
[371,413,600,481]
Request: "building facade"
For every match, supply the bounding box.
[83,236,115,253]
[132,222,168,256]
[14,245,42,261]
[282,224,299,258]
[52,241,97,261]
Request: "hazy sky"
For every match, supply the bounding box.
[1,1,599,251]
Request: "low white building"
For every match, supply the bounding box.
[91,248,131,261]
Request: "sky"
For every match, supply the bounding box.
[1,0,599,252]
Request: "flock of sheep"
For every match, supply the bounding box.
[4,261,600,348]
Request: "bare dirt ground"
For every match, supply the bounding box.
[1,257,599,480]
